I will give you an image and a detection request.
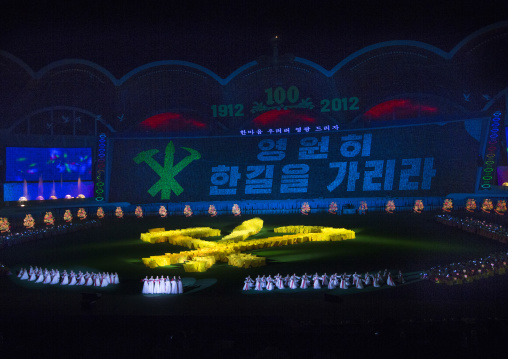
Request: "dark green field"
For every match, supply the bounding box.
[1,211,507,357]
[1,211,506,306]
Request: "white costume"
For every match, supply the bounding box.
[364,273,372,286]
[313,274,321,289]
[177,277,183,294]
[153,276,160,294]
[254,277,263,291]
[60,272,69,285]
[68,272,77,285]
[289,275,300,289]
[339,275,348,289]
[142,277,150,294]
[300,274,310,289]
[387,273,396,286]
[170,277,177,294]
[36,270,44,283]
[21,269,29,280]
[159,277,165,293]
[356,278,364,289]
[266,276,275,291]
[100,273,108,287]
[50,270,60,285]
[147,276,154,294]
[243,279,251,291]
[78,272,86,285]
[328,275,336,289]
[165,276,171,294]
[43,270,52,284]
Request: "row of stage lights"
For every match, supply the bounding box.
[18,194,87,207]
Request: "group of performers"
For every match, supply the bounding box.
[243,269,403,291]
[141,276,183,294]
[17,266,119,287]
[423,251,508,285]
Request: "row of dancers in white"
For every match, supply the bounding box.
[243,270,403,291]
[17,266,119,287]
[141,276,183,294]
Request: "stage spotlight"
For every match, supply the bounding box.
[77,194,85,198]
[18,197,28,206]
[65,195,73,199]
[36,196,44,200]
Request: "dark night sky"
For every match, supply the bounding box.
[1,0,507,78]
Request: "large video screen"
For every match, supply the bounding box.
[109,122,480,203]
[5,147,93,182]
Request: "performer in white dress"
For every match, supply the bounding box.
[289,274,300,289]
[356,277,364,289]
[243,278,251,291]
[36,269,45,283]
[364,272,372,286]
[254,276,263,291]
[51,269,60,285]
[113,272,120,284]
[85,272,93,286]
[160,276,166,294]
[283,274,290,287]
[29,269,37,281]
[300,273,310,289]
[141,276,150,294]
[261,275,267,289]
[386,273,396,286]
[165,276,172,294]
[85,272,92,286]
[20,269,29,280]
[68,271,77,285]
[44,270,52,284]
[245,275,254,289]
[339,274,349,289]
[312,273,321,289]
[170,277,178,294]
[153,276,160,294]
[266,276,275,291]
[352,272,359,287]
[276,274,285,290]
[60,271,69,285]
[373,275,381,287]
[177,276,183,294]
[77,272,86,285]
[332,273,339,288]
[328,274,336,289]
[100,273,108,287]
[147,276,154,294]
[321,273,329,286]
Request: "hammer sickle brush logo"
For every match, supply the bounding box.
[133,142,201,200]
